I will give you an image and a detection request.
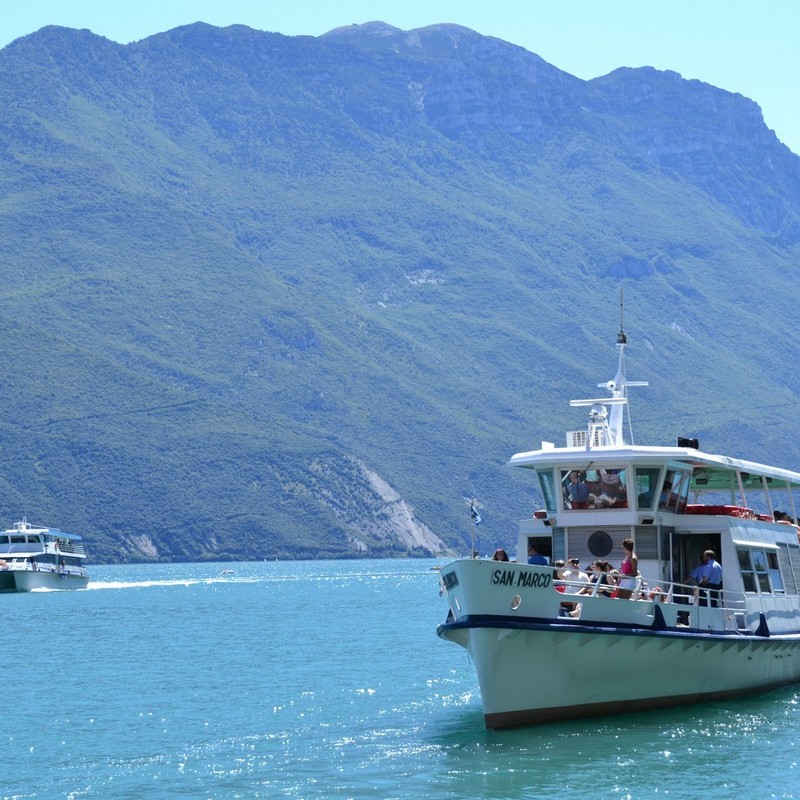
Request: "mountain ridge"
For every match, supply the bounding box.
[1,22,799,562]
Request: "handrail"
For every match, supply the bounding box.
[555,573,747,632]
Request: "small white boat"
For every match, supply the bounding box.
[437,326,800,728]
[0,518,89,592]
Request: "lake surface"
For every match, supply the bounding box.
[3,559,799,799]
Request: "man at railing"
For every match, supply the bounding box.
[686,550,723,607]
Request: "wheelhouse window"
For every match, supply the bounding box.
[537,470,557,513]
[635,468,662,510]
[658,468,690,513]
[561,467,628,509]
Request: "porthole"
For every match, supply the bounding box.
[588,530,613,557]
[511,595,522,610]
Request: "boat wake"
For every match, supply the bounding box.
[86,577,246,590]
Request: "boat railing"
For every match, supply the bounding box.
[55,540,86,556]
[1,560,87,576]
[557,575,745,633]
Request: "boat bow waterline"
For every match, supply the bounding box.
[437,329,800,728]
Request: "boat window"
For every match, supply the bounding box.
[768,551,785,593]
[752,550,771,592]
[0,536,8,544]
[10,536,25,544]
[658,469,690,512]
[737,548,758,593]
[565,467,628,509]
[738,547,778,594]
[635,468,661,510]
[537,470,557,512]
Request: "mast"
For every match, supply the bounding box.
[570,291,647,448]
[605,290,647,445]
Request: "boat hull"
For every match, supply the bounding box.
[440,620,800,728]
[0,569,89,593]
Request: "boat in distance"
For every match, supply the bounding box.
[0,518,89,592]
[437,327,800,728]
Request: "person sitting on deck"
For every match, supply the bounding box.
[561,558,590,593]
[579,561,614,596]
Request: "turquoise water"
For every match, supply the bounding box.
[3,559,799,799]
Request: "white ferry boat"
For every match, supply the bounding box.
[0,518,89,592]
[437,327,800,728]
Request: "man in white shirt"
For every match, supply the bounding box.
[561,558,590,594]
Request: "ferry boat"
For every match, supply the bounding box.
[437,327,800,728]
[0,518,89,592]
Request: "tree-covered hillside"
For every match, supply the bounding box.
[0,22,799,562]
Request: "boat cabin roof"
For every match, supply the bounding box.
[1,522,83,541]
[509,444,800,492]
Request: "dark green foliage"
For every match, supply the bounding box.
[1,22,800,562]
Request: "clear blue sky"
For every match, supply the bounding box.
[3,0,798,154]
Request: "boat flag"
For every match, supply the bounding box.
[470,501,482,526]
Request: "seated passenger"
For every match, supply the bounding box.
[588,492,617,508]
[561,558,590,593]
[600,470,628,507]
[579,561,615,596]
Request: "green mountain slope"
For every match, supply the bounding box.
[1,22,799,562]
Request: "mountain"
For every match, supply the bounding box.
[1,21,799,562]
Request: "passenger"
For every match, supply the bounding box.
[577,561,599,595]
[600,470,628,507]
[658,480,679,510]
[616,538,638,599]
[687,550,723,607]
[588,492,614,508]
[561,558,590,593]
[639,579,664,602]
[491,548,509,562]
[579,561,613,596]
[553,559,567,597]
[527,542,549,566]
[566,471,590,509]
[649,586,665,602]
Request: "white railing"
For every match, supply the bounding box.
[556,574,744,633]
